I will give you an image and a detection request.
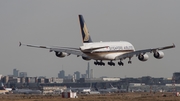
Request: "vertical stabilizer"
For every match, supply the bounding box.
[78,15,93,44]
[110,83,114,88]
[0,82,5,90]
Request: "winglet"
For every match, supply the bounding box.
[173,43,175,48]
[19,42,22,47]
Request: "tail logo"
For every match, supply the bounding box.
[79,15,92,43]
[83,24,90,42]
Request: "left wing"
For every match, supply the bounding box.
[115,44,175,60]
[19,42,88,57]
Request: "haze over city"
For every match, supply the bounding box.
[0,0,179,78]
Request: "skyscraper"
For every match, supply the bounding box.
[74,71,81,80]
[13,69,19,77]
[0,74,2,80]
[86,62,90,78]
[58,70,65,78]
[90,69,94,79]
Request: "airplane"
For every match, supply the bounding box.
[69,85,100,94]
[95,84,119,93]
[19,15,175,66]
[88,91,100,94]
[98,84,120,93]
[69,84,92,94]
[69,87,91,94]
[12,88,42,94]
[0,82,12,91]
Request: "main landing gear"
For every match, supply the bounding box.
[94,60,116,66]
[94,60,105,66]
[94,58,132,66]
[118,61,124,66]
[118,58,132,66]
[108,61,115,66]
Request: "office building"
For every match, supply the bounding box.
[19,72,27,77]
[1,76,9,83]
[90,69,94,79]
[74,71,81,80]
[0,74,2,80]
[173,72,180,83]
[86,62,90,78]
[13,69,19,77]
[81,74,87,78]
[58,70,65,78]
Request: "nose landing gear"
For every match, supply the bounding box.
[128,57,132,64]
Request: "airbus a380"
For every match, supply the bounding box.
[19,15,175,66]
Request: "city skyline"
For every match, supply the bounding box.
[2,65,177,79]
[0,1,179,78]
[1,68,179,80]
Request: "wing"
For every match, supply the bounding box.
[50,47,88,57]
[115,44,175,60]
[19,42,88,57]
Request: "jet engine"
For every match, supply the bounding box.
[138,54,149,61]
[82,56,91,61]
[153,51,164,59]
[55,52,68,58]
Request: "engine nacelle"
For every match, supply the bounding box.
[138,54,149,61]
[153,51,164,59]
[55,52,68,58]
[82,56,91,61]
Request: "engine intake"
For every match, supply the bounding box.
[138,54,149,61]
[55,52,68,58]
[154,51,164,59]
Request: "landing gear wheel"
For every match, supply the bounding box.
[94,61,97,65]
[122,62,124,66]
[108,61,115,66]
[118,61,124,66]
[94,60,105,66]
[112,63,115,66]
[128,57,132,64]
[102,62,105,66]
[128,61,132,64]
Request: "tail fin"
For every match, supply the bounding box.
[0,82,5,90]
[78,15,93,44]
[110,83,114,88]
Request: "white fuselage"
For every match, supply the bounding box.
[98,87,119,93]
[70,88,91,93]
[80,41,135,60]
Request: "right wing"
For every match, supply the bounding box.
[115,44,175,60]
[19,42,88,57]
